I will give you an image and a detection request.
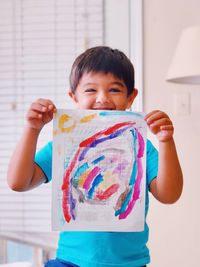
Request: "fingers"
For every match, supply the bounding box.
[26,110,43,120]
[30,99,57,114]
[145,110,169,123]
[26,99,57,130]
[145,110,171,126]
[145,110,174,137]
[148,117,173,130]
[160,124,174,131]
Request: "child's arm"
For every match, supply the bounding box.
[145,110,183,204]
[7,98,56,191]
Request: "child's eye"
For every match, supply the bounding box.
[84,88,96,93]
[109,88,121,93]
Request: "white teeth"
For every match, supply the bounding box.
[93,108,114,110]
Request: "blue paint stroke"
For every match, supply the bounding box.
[115,129,139,216]
[73,162,89,178]
[99,111,144,118]
[87,173,104,199]
[91,155,105,165]
[129,129,138,185]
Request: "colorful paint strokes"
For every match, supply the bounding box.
[52,109,147,232]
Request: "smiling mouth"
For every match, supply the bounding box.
[92,107,114,110]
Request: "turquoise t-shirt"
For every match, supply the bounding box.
[35,140,158,267]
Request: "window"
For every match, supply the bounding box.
[104,0,143,111]
[0,0,143,235]
[0,0,104,232]
[7,241,33,263]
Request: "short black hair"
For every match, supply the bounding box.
[69,46,135,96]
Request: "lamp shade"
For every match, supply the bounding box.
[166,26,200,84]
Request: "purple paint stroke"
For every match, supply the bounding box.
[112,162,128,175]
[78,147,90,162]
[69,189,77,220]
[83,166,101,190]
[79,124,134,161]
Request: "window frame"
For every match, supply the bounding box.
[130,0,143,112]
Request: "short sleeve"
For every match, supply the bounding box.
[146,139,158,188]
[35,141,52,182]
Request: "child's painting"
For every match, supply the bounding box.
[52,109,147,232]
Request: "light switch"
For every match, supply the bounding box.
[173,92,190,115]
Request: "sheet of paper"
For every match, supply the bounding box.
[52,109,147,232]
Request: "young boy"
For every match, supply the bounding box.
[7,46,183,267]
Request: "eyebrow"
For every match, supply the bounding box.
[83,82,125,87]
[110,82,125,87]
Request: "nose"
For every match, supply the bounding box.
[96,91,110,104]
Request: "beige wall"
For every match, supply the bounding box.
[104,1,200,265]
[144,0,200,266]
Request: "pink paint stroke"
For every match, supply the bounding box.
[83,166,101,190]
[119,130,145,219]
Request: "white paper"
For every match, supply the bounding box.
[52,109,147,232]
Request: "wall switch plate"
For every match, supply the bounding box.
[173,92,190,115]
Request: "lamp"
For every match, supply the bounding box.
[166,26,200,84]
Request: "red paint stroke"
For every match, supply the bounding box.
[62,191,71,223]
[61,120,141,223]
[62,148,81,222]
[96,183,120,200]
[80,121,135,147]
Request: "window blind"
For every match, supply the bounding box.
[0,0,104,232]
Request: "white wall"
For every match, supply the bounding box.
[104,0,130,55]
[144,1,200,266]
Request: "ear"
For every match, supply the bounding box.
[68,91,77,103]
[126,89,138,109]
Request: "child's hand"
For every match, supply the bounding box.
[145,110,174,142]
[26,98,57,130]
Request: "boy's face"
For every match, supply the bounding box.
[69,72,138,110]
